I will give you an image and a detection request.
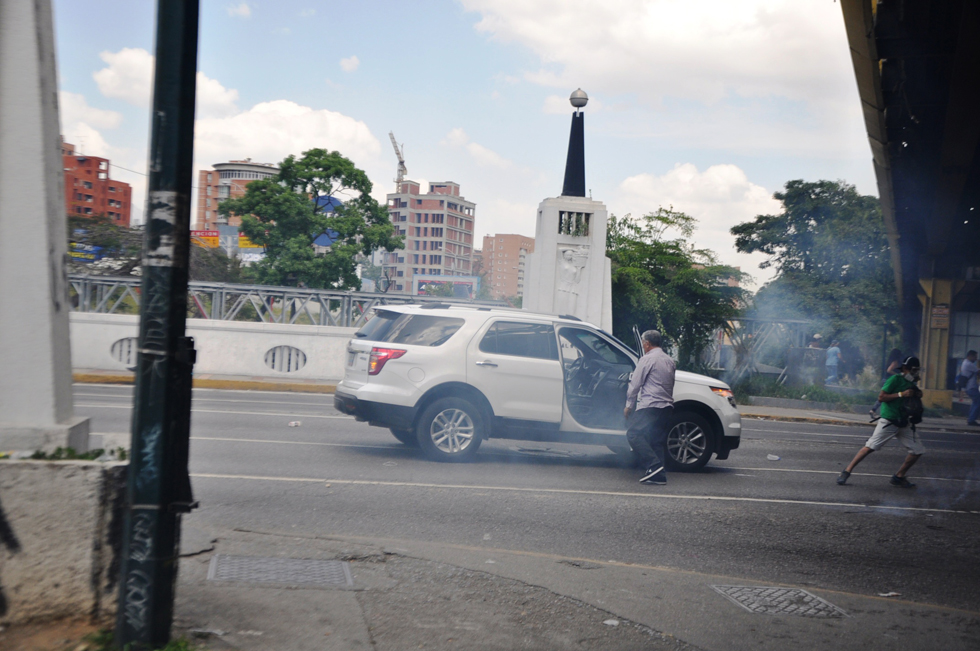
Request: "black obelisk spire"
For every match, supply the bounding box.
[561,89,588,197]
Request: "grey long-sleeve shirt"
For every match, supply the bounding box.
[626,347,676,410]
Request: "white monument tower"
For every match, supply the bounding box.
[523,89,612,331]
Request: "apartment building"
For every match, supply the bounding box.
[481,233,535,299]
[62,140,132,226]
[380,181,475,293]
[196,159,278,230]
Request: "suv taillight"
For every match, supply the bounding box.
[368,347,406,375]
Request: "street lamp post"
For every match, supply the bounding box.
[115,1,200,648]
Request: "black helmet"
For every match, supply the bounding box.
[902,356,920,370]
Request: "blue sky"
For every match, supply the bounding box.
[53,0,876,287]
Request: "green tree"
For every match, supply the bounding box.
[219,149,402,289]
[730,180,895,362]
[189,245,245,283]
[607,208,747,370]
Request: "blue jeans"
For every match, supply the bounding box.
[826,365,839,384]
[968,387,980,423]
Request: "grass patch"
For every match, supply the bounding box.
[83,629,199,651]
[732,376,878,406]
[28,446,127,461]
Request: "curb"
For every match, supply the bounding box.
[73,373,337,395]
[741,413,866,426]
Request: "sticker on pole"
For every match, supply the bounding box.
[144,190,180,267]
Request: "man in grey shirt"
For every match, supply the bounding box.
[624,330,676,485]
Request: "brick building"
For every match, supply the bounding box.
[62,140,132,226]
[481,233,534,299]
[196,159,279,230]
[380,181,475,293]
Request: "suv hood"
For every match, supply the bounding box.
[676,370,730,390]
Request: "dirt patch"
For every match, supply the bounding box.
[0,618,102,651]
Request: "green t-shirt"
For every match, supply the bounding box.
[880,374,913,422]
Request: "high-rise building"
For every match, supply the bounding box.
[381,181,475,293]
[62,140,132,226]
[481,233,534,299]
[196,159,278,230]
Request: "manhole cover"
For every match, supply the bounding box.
[208,555,353,587]
[711,586,847,618]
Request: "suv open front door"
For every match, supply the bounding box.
[632,325,644,356]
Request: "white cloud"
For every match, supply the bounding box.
[473,198,538,242]
[300,8,317,17]
[615,163,783,287]
[93,48,240,118]
[441,128,513,169]
[93,47,153,106]
[340,55,360,73]
[194,99,382,172]
[226,3,251,18]
[463,0,852,107]
[195,72,240,118]
[59,91,122,131]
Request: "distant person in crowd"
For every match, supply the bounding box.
[838,356,924,488]
[960,350,979,426]
[624,330,676,486]
[870,348,903,420]
[807,334,823,348]
[825,340,843,384]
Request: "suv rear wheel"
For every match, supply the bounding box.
[665,412,714,472]
[416,397,485,462]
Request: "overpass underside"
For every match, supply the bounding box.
[843,0,980,407]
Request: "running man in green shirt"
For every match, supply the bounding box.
[837,356,924,488]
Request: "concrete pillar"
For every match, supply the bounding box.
[917,277,965,409]
[0,0,89,450]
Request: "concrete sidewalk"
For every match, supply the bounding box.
[740,404,979,433]
[173,523,980,651]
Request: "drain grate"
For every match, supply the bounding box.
[711,586,847,618]
[208,555,353,587]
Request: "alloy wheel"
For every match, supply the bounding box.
[430,408,475,454]
[668,421,707,466]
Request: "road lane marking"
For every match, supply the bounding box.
[187,436,980,484]
[189,472,980,515]
[75,404,353,419]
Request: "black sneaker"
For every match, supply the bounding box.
[640,467,666,485]
[837,470,850,485]
[890,475,916,488]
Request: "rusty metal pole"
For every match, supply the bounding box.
[116,1,199,647]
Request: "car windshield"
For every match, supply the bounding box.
[355,311,464,347]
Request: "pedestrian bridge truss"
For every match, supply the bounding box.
[69,274,501,329]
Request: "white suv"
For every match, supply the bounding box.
[334,304,741,470]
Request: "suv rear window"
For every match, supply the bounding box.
[355,311,464,347]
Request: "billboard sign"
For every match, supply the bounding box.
[191,230,219,247]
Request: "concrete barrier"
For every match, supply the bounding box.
[70,313,357,381]
[0,460,127,625]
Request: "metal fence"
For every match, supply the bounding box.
[68,274,505,328]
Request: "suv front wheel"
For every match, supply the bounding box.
[416,397,485,462]
[665,411,714,472]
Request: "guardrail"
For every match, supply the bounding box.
[68,274,505,328]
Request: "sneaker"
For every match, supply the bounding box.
[890,475,916,488]
[968,421,979,427]
[640,467,666,485]
[836,470,850,485]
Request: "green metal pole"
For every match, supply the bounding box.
[116,1,199,648]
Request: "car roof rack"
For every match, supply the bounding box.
[557,314,581,321]
[418,303,453,309]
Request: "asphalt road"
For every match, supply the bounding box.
[75,384,980,615]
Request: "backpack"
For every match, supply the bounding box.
[902,391,924,427]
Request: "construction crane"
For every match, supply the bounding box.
[388,131,407,190]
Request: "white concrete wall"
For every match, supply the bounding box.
[0,460,127,625]
[71,313,358,381]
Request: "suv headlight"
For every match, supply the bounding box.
[711,387,737,408]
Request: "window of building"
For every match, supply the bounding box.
[109,186,116,192]
[397,271,404,277]
[85,195,93,202]
[83,181,93,189]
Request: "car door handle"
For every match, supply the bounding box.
[475,360,498,367]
